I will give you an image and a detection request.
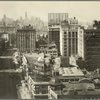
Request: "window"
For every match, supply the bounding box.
[76,32,78,37]
[64,38,67,41]
[64,45,67,47]
[64,51,67,53]
[64,42,66,44]
[64,48,67,51]
[64,54,67,56]
[72,32,74,37]
[64,32,67,34]
[65,79,69,82]
[68,32,71,37]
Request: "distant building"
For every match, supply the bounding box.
[85,29,100,70]
[0,14,17,47]
[16,25,36,53]
[0,23,16,47]
[48,13,68,26]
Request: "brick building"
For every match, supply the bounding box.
[85,29,100,70]
[16,25,36,52]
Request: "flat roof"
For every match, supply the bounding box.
[85,29,100,32]
[59,67,84,77]
[25,53,44,64]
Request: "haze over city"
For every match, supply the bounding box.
[0,1,100,99]
[0,1,100,23]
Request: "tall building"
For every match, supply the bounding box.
[48,18,80,58]
[60,20,79,57]
[85,29,100,70]
[16,25,36,52]
[48,26,60,54]
[48,13,68,26]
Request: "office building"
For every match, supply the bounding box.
[48,26,61,55]
[48,19,80,58]
[0,14,17,47]
[16,25,36,52]
[0,23,16,47]
[85,29,100,70]
[60,20,79,57]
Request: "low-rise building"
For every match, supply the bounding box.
[27,74,49,99]
[47,43,58,58]
[49,77,100,99]
[39,43,58,58]
[58,67,85,84]
[23,53,52,99]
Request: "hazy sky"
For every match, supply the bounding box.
[0,1,100,23]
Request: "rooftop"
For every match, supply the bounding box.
[50,82,100,99]
[17,25,35,31]
[85,28,100,32]
[24,53,44,64]
[59,67,84,77]
[0,49,18,56]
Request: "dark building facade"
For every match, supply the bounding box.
[0,24,16,47]
[85,29,100,70]
[48,27,60,55]
[16,25,36,52]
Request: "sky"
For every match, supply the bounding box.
[0,1,100,23]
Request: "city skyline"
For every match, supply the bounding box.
[0,1,100,24]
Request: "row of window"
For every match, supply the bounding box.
[60,78,79,82]
[64,32,78,37]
